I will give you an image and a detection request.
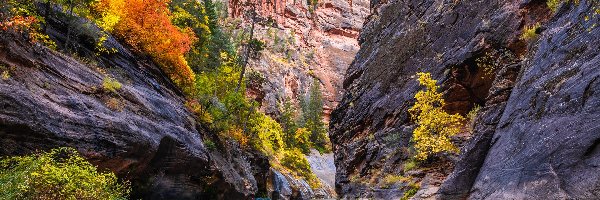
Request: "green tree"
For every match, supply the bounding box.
[280,97,299,145]
[300,78,328,152]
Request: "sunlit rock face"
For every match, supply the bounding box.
[228,0,369,121]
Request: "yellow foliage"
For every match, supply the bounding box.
[0,147,130,199]
[1,71,9,80]
[408,72,464,160]
[382,174,411,187]
[547,0,579,13]
[279,148,320,189]
[520,23,540,41]
[102,77,122,93]
[294,128,312,152]
[186,100,213,124]
[250,113,285,155]
[222,126,249,148]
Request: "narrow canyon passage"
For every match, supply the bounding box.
[1,0,599,199]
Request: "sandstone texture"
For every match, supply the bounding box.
[229,0,369,120]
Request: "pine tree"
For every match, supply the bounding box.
[300,78,328,152]
[280,97,299,145]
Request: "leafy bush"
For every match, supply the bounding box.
[250,112,285,155]
[382,174,410,188]
[293,128,313,153]
[0,14,57,49]
[220,126,249,148]
[520,23,540,41]
[467,104,481,132]
[0,147,130,200]
[547,0,561,12]
[280,148,319,188]
[401,182,420,200]
[409,72,464,160]
[102,77,122,93]
[403,159,418,173]
[204,139,217,151]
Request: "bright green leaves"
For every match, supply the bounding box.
[409,72,464,161]
[0,147,130,200]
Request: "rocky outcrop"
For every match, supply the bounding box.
[331,0,600,198]
[0,14,269,199]
[228,0,368,120]
[266,150,336,199]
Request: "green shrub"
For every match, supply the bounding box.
[520,23,541,41]
[204,139,217,151]
[280,148,319,188]
[467,104,481,132]
[249,112,285,155]
[403,159,418,173]
[103,77,122,93]
[382,174,410,188]
[401,182,420,200]
[0,147,130,200]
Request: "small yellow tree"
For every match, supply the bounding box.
[408,72,464,160]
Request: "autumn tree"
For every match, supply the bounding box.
[408,72,464,161]
[94,0,197,93]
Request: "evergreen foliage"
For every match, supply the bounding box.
[300,78,329,153]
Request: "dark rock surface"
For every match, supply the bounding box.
[331,0,600,198]
[458,2,600,199]
[0,15,268,199]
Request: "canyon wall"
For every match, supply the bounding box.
[229,0,368,120]
[0,14,270,199]
[330,0,600,199]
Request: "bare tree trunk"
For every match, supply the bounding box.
[43,0,52,32]
[235,3,257,93]
[64,0,75,51]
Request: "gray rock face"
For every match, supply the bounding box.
[306,149,336,189]
[0,14,269,199]
[459,2,600,199]
[331,0,600,198]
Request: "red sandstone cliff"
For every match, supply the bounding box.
[228,0,368,121]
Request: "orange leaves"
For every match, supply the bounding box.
[0,16,56,48]
[95,0,197,93]
[0,16,37,32]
